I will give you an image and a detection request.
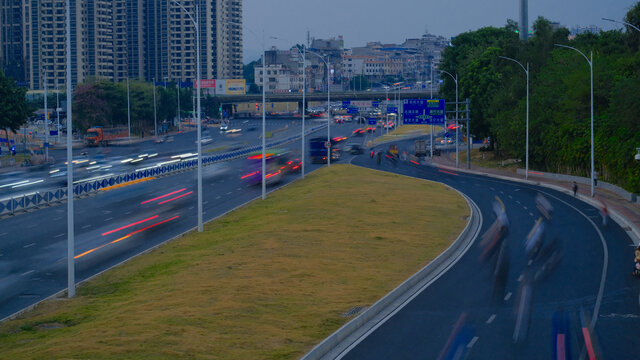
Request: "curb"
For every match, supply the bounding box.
[432,161,640,246]
[301,169,482,360]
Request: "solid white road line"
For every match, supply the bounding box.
[21,270,34,277]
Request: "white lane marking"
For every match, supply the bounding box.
[23,243,36,248]
[226,192,232,195]
[528,260,533,266]
[81,224,92,229]
[630,244,638,247]
[53,217,62,221]
[529,212,534,217]
[0,254,3,257]
[504,292,513,301]
[21,270,35,277]
[125,211,132,215]
[236,187,242,191]
[188,206,194,210]
[490,187,495,191]
[508,195,513,199]
[216,196,221,199]
[517,274,524,282]
[54,233,65,238]
[486,314,496,324]
[466,336,479,349]
[203,201,209,205]
[0,232,6,236]
[500,191,504,194]
[104,217,114,222]
[516,200,521,204]
[523,206,528,210]
[102,210,112,214]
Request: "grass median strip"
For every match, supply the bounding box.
[0,164,469,359]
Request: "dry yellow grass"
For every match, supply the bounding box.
[0,164,468,359]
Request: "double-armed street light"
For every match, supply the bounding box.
[555,44,594,197]
[497,56,529,179]
[172,0,204,230]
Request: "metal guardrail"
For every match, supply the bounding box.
[0,125,326,216]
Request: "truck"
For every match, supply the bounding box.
[309,137,341,163]
[85,127,129,146]
[415,140,427,157]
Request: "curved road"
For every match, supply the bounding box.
[337,139,638,359]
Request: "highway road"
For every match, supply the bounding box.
[336,139,639,359]
[0,117,377,321]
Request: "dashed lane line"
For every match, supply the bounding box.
[81,224,92,229]
[216,196,221,199]
[21,270,34,277]
[504,292,513,301]
[466,336,479,349]
[23,243,35,248]
[54,233,65,238]
[226,192,232,195]
[486,314,496,324]
[104,217,114,222]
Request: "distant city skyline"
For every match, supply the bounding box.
[243,0,638,62]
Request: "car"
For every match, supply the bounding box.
[352,128,366,137]
[220,123,228,131]
[366,127,376,133]
[344,143,364,155]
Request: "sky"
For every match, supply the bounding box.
[242,0,638,62]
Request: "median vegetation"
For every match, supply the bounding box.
[0,164,468,359]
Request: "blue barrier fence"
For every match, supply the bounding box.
[0,125,326,216]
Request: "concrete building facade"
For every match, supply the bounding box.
[2,0,243,90]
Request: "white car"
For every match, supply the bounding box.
[220,124,228,131]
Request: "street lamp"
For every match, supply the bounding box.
[65,0,75,298]
[498,56,529,179]
[153,77,157,137]
[439,70,459,168]
[172,0,203,231]
[126,78,131,141]
[306,50,331,166]
[555,44,594,197]
[602,17,640,32]
[294,45,307,179]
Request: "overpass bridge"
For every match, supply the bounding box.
[216,90,441,116]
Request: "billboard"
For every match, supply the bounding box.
[195,79,216,88]
[226,79,246,95]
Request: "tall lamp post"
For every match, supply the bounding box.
[172,0,203,231]
[498,56,529,179]
[555,44,594,197]
[602,17,640,32]
[126,78,131,141]
[439,70,459,168]
[307,50,331,166]
[65,0,75,298]
[295,45,307,179]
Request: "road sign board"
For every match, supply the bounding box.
[324,141,331,149]
[368,118,377,125]
[372,101,379,108]
[387,106,398,114]
[444,132,450,138]
[342,101,350,108]
[402,99,446,125]
[347,106,359,114]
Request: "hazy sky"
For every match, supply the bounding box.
[243,0,638,62]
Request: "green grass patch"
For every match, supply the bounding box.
[371,125,443,145]
[265,131,273,139]
[0,164,469,359]
[204,145,229,154]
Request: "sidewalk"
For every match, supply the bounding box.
[430,151,640,246]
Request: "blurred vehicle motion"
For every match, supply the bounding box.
[85,126,128,146]
[241,150,299,186]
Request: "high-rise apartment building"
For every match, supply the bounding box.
[2,0,243,90]
[0,0,26,83]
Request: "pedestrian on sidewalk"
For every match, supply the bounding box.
[594,171,599,187]
[599,201,609,227]
[572,181,578,196]
[634,245,640,277]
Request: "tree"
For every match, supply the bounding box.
[0,71,32,131]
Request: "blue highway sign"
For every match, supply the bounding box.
[402,99,446,125]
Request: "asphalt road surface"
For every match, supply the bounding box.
[339,139,638,360]
[0,118,376,321]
